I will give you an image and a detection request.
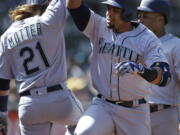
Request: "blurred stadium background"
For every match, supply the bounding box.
[0,0,180,134]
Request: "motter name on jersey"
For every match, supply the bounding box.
[6,22,42,48]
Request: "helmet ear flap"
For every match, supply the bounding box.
[122,8,134,22]
[121,6,137,22]
[101,0,138,22]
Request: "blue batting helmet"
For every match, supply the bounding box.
[138,0,170,24]
[101,0,138,22]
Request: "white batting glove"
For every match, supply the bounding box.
[115,61,144,76]
[0,112,7,135]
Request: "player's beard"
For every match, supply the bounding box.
[107,23,113,29]
[106,19,120,33]
[106,18,114,29]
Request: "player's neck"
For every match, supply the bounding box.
[116,22,133,33]
[154,28,166,38]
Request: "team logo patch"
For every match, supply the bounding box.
[98,37,142,62]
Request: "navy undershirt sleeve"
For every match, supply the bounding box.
[0,79,9,112]
[0,79,10,90]
[139,62,171,87]
[68,3,91,31]
[0,96,8,112]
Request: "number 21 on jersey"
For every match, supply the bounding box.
[19,42,50,75]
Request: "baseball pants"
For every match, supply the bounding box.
[150,106,179,135]
[18,89,83,135]
[75,97,151,135]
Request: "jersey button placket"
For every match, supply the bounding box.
[110,57,120,99]
[111,72,118,91]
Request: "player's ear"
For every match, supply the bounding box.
[159,15,165,25]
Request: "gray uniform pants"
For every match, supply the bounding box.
[18,89,83,135]
[151,106,179,135]
[75,97,151,135]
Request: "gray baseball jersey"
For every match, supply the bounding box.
[0,0,67,93]
[0,0,83,134]
[147,33,180,135]
[147,33,180,105]
[74,10,168,135]
[84,11,168,101]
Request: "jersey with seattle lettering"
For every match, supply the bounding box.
[83,11,168,101]
[0,0,67,93]
[147,34,180,105]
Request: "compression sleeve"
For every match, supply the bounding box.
[0,78,10,90]
[68,3,91,31]
[0,79,10,112]
[139,62,171,87]
[0,79,10,90]
[0,96,8,112]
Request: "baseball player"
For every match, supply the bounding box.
[0,0,83,135]
[138,0,180,135]
[67,0,171,135]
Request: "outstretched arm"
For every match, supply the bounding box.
[67,0,91,31]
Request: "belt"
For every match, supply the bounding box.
[150,104,171,113]
[97,94,146,108]
[19,84,63,97]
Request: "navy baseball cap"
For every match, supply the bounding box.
[138,0,170,24]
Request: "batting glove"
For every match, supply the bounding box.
[115,61,144,76]
[0,112,7,135]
